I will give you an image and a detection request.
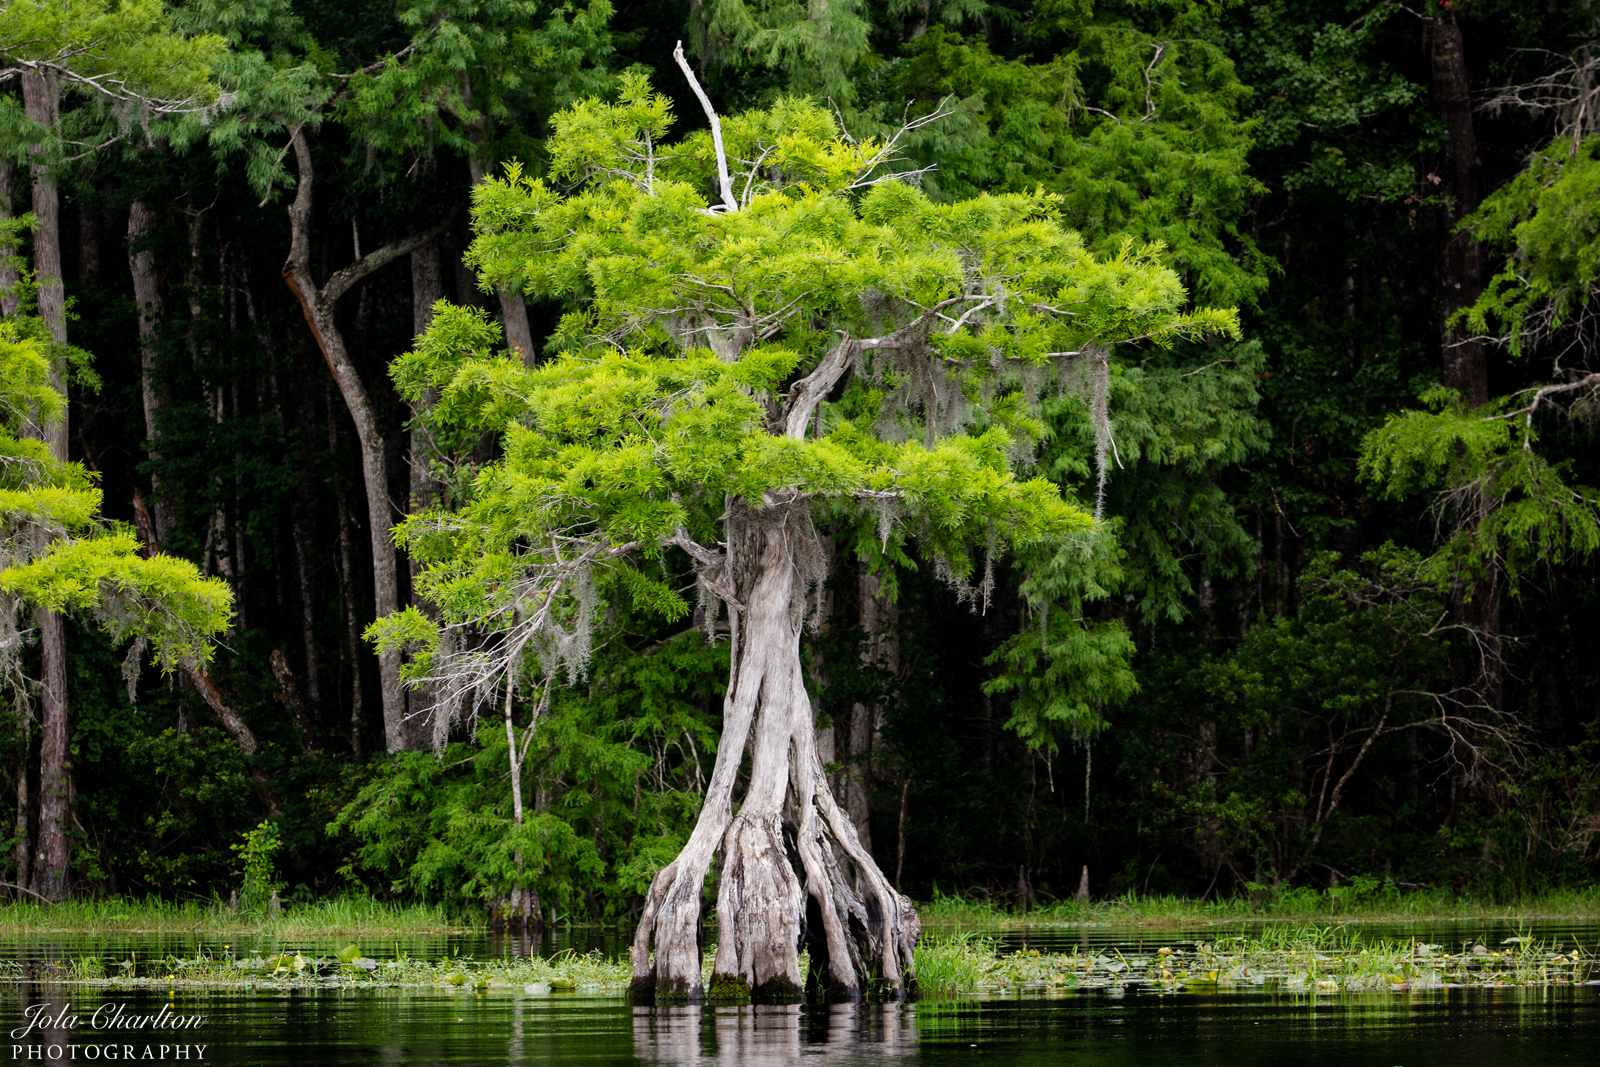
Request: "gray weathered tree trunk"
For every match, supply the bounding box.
[630,501,919,1001]
[127,200,179,541]
[21,67,72,901]
[282,130,447,753]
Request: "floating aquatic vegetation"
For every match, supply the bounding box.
[914,928,1599,996]
[18,928,1597,999]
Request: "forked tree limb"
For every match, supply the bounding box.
[673,41,738,213]
[281,127,454,753]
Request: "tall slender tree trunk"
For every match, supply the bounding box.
[811,533,837,794]
[21,68,72,902]
[1430,15,1488,408]
[128,202,279,808]
[10,740,28,889]
[630,500,919,1002]
[291,501,322,710]
[290,360,324,712]
[1429,14,1502,714]
[128,201,178,542]
[281,130,447,753]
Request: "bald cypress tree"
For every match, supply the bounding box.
[375,72,1236,998]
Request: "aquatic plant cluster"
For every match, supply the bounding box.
[15,927,1595,1002]
[45,947,634,994]
[912,930,1600,997]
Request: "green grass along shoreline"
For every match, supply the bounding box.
[0,886,1593,998]
[0,884,1595,935]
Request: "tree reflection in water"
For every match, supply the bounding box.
[634,1002,915,1063]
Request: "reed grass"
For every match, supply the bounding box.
[917,883,1600,929]
[0,896,462,935]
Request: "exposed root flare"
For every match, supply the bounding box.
[628,500,920,1001]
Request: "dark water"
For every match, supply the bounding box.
[1,921,1597,1066]
[1,986,1597,1066]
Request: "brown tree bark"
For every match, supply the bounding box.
[281,129,449,753]
[270,649,318,756]
[630,500,919,1002]
[21,67,72,901]
[31,610,68,900]
[291,501,322,710]
[78,195,100,285]
[331,404,365,760]
[9,746,28,890]
[188,666,283,817]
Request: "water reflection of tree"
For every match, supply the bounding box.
[632,1002,915,1064]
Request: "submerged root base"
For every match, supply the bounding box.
[631,508,920,1000]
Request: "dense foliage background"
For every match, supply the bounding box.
[3,0,1597,916]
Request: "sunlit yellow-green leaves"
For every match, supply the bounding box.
[0,324,233,678]
[394,81,1236,645]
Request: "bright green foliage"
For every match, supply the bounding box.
[330,631,724,914]
[376,76,1236,716]
[1466,135,1600,358]
[1359,390,1600,590]
[0,530,235,672]
[230,819,283,910]
[0,315,232,698]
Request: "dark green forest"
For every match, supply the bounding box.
[1,0,1598,919]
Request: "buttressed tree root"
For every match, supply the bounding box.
[628,501,919,1001]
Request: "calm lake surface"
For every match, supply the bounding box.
[1,921,1596,1066]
